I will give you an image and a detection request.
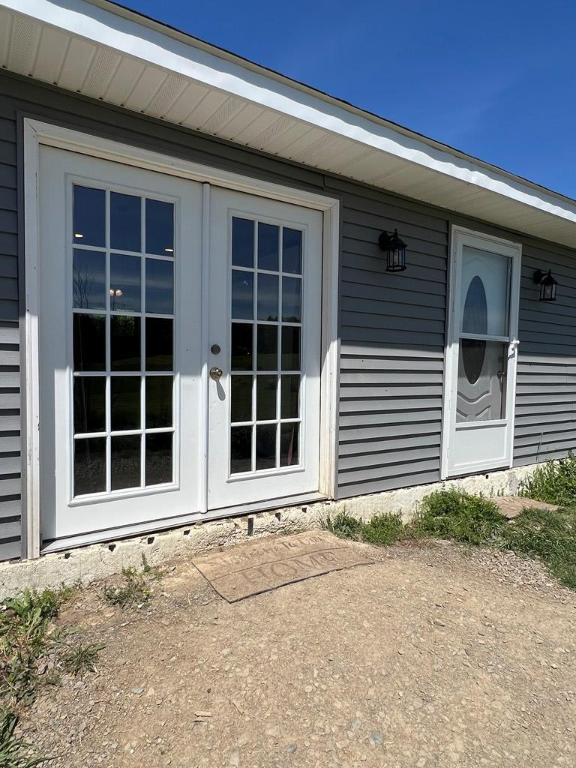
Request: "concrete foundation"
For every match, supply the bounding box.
[0,463,538,599]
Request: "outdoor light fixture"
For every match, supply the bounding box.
[533,269,558,302]
[378,228,407,272]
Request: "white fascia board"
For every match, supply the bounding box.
[6,0,576,228]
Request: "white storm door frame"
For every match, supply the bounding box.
[441,226,521,479]
[22,119,340,559]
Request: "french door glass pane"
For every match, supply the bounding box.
[111,377,141,431]
[73,186,105,247]
[71,185,176,497]
[74,438,106,495]
[73,315,106,371]
[73,250,106,309]
[229,217,303,475]
[146,199,174,256]
[74,377,106,434]
[457,340,507,422]
[110,192,141,252]
[110,254,141,312]
[146,433,173,485]
[111,435,141,490]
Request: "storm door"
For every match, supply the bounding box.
[443,228,521,477]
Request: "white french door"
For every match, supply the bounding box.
[207,189,322,509]
[39,148,203,540]
[37,149,324,543]
[442,228,521,478]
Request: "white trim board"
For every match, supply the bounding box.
[4,1,576,247]
[23,118,340,558]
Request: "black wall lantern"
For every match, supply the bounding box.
[533,269,558,302]
[378,228,407,272]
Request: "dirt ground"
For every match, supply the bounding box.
[22,538,576,768]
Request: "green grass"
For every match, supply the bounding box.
[325,484,576,591]
[57,640,104,678]
[0,711,51,767]
[520,453,576,507]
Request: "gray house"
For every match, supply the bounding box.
[0,0,575,564]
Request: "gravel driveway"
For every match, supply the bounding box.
[22,538,576,767]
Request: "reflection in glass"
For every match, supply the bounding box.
[110,253,141,312]
[281,375,300,418]
[457,340,507,423]
[146,433,173,485]
[73,314,106,371]
[73,186,105,247]
[232,217,254,268]
[73,250,106,309]
[282,228,302,274]
[110,192,141,252]
[232,270,253,320]
[257,274,279,321]
[74,438,106,496]
[462,276,487,336]
[257,325,278,371]
[281,326,300,371]
[146,259,174,314]
[257,375,277,420]
[146,376,173,428]
[231,426,252,474]
[231,323,253,371]
[282,277,301,322]
[280,423,299,466]
[258,223,279,271]
[231,376,252,422]
[146,318,173,371]
[111,435,141,490]
[256,424,276,470]
[111,316,141,371]
[74,377,106,434]
[111,377,141,431]
[146,199,174,256]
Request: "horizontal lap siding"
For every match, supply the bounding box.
[514,244,576,465]
[0,97,21,561]
[332,182,448,497]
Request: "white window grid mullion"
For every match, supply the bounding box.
[140,196,146,488]
[251,220,257,472]
[105,189,112,494]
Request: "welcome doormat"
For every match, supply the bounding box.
[192,530,373,602]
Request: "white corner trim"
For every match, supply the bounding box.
[8,0,576,227]
[22,118,340,557]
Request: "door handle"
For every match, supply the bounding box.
[209,366,223,381]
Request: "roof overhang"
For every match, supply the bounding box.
[2,0,576,248]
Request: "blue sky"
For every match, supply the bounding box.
[122,0,576,197]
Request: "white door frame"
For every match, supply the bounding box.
[22,118,340,558]
[441,225,521,479]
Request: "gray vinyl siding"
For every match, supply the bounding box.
[0,96,21,561]
[0,69,576,560]
[514,242,576,465]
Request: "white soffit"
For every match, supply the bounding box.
[2,0,576,247]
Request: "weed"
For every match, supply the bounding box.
[0,711,51,767]
[58,640,104,677]
[411,488,506,546]
[361,513,404,546]
[103,557,161,608]
[520,453,576,507]
[326,512,364,540]
[0,588,73,708]
[502,506,576,589]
